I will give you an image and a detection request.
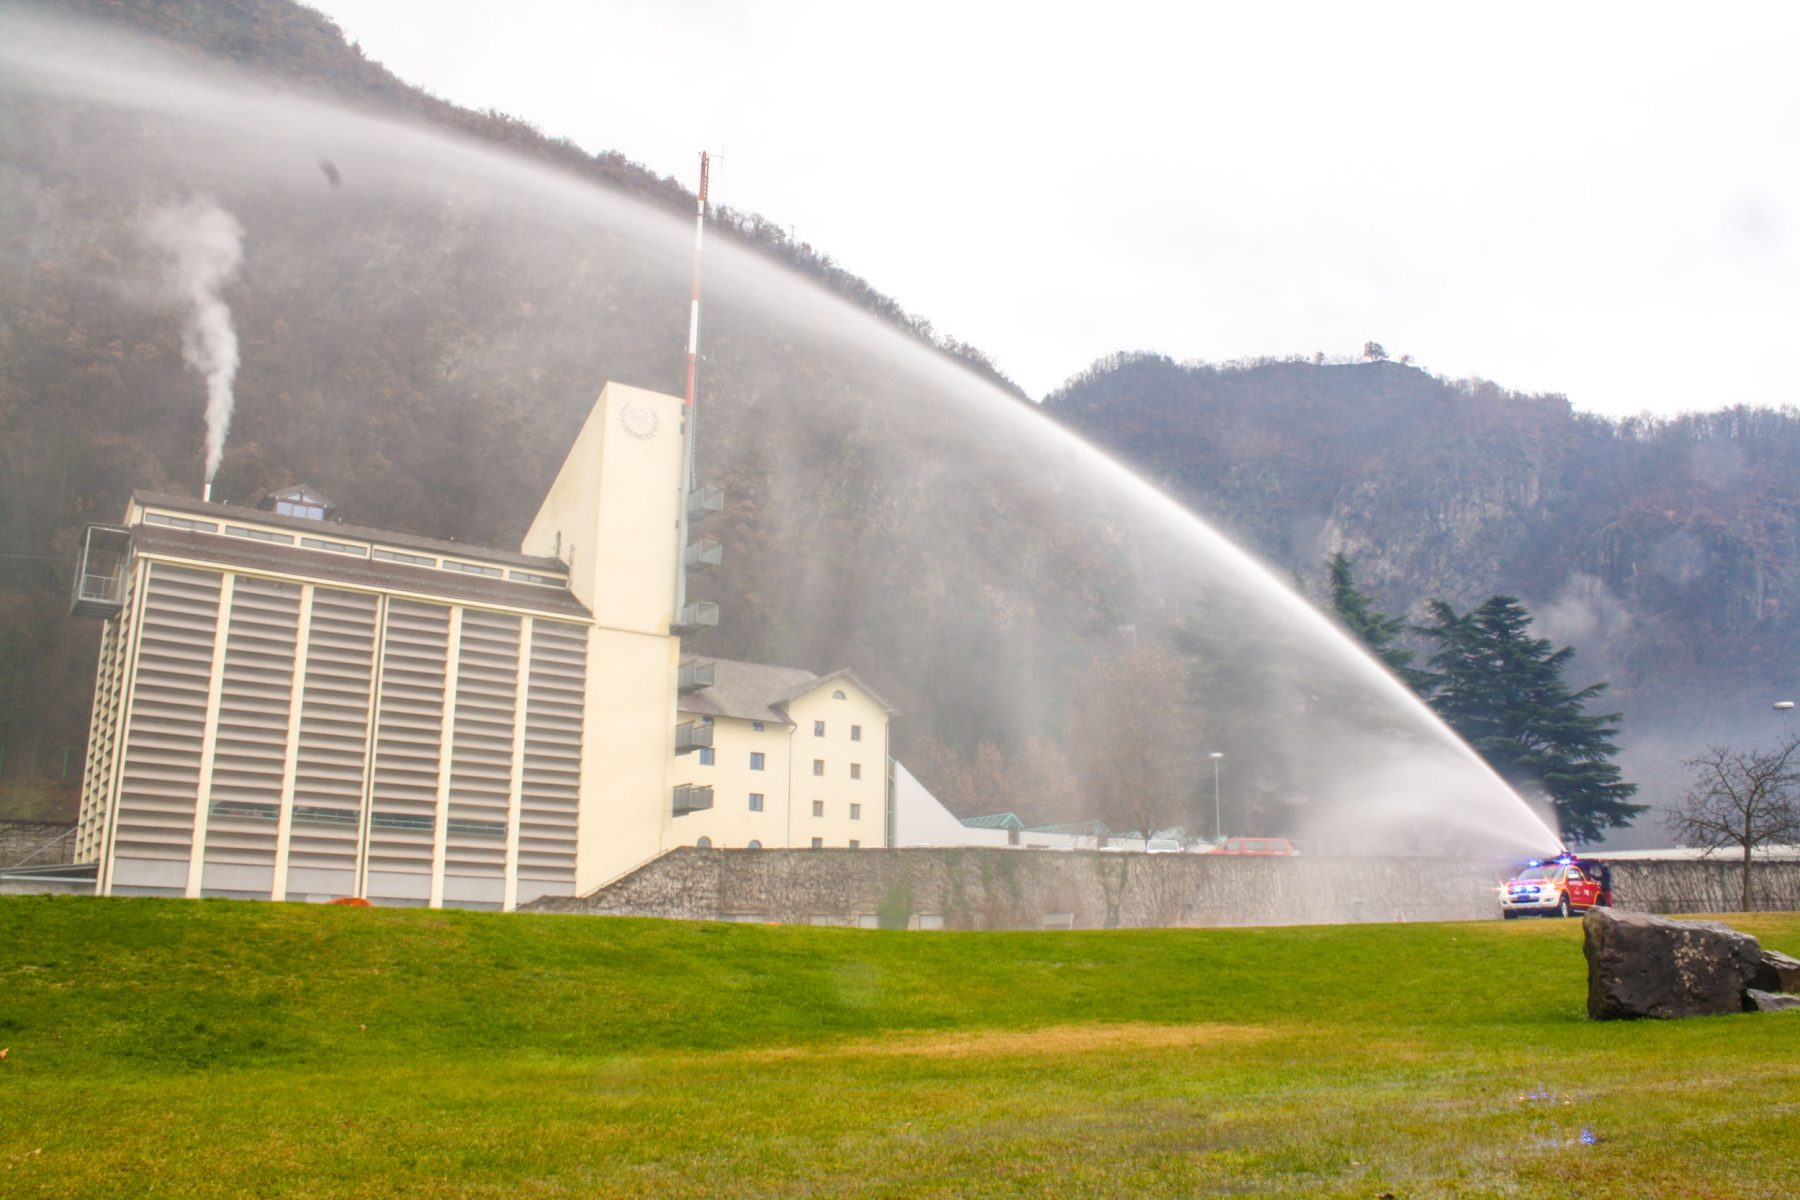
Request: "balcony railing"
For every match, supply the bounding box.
[678,659,716,693]
[674,720,714,754]
[686,486,725,523]
[683,539,723,573]
[69,525,132,619]
[672,784,714,816]
[672,601,719,636]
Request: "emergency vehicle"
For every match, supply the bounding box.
[1499,852,1613,919]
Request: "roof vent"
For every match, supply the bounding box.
[261,485,333,521]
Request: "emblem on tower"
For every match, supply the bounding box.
[619,401,659,440]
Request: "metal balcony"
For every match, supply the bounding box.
[678,659,716,693]
[683,539,723,573]
[671,600,719,636]
[686,485,725,523]
[70,525,132,619]
[672,784,714,816]
[675,719,714,755]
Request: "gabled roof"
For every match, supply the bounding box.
[678,658,898,723]
[961,812,1027,831]
[768,667,899,715]
[676,658,820,725]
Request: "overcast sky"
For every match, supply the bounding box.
[306,0,1800,416]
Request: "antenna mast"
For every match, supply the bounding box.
[675,152,709,615]
[685,151,709,411]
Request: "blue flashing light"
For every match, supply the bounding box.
[1526,859,1543,868]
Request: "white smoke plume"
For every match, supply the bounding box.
[144,196,243,486]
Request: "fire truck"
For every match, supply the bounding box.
[1499,852,1614,919]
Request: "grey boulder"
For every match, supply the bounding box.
[1752,948,1800,994]
[1583,908,1763,1020]
[1744,989,1800,1013]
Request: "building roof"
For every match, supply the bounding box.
[677,658,821,725]
[1027,820,1112,837]
[767,667,899,715]
[133,491,567,573]
[961,812,1028,831]
[128,524,592,620]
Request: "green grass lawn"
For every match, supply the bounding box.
[2,897,1797,1198]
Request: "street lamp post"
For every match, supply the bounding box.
[1208,752,1224,843]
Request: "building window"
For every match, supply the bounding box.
[749,793,764,812]
[698,747,714,766]
[813,720,825,736]
[832,690,846,700]
[849,839,860,850]
[373,548,437,567]
[225,524,295,545]
[850,803,862,820]
[851,724,862,741]
[144,512,218,533]
[812,800,824,818]
[274,499,325,520]
[752,721,764,732]
[302,536,366,556]
[811,837,823,849]
[696,836,712,849]
[749,752,765,771]
[812,759,824,776]
[850,763,861,780]
[444,560,504,578]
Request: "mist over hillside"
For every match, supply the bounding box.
[2,0,1794,849]
[1045,353,1800,845]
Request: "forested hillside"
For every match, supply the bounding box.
[1046,353,1800,841]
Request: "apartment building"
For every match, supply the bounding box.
[670,659,894,850]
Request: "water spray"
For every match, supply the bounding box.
[675,151,709,613]
[144,195,244,502]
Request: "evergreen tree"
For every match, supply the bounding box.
[1420,596,1644,844]
[1325,552,1432,692]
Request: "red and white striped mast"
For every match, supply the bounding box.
[675,152,709,615]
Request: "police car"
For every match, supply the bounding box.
[1499,852,1613,919]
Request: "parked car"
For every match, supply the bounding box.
[1208,837,1297,856]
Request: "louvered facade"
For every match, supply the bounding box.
[73,383,703,907]
[78,533,597,907]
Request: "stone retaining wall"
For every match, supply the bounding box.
[1608,858,1800,915]
[530,848,1509,928]
[0,821,75,869]
[527,847,1800,928]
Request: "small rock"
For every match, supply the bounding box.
[1751,949,1800,994]
[1744,989,1800,1013]
[1584,908,1763,1020]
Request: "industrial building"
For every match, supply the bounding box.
[68,382,892,908]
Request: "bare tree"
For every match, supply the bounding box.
[1068,640,1198,842]
[1663,736,1800,912]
